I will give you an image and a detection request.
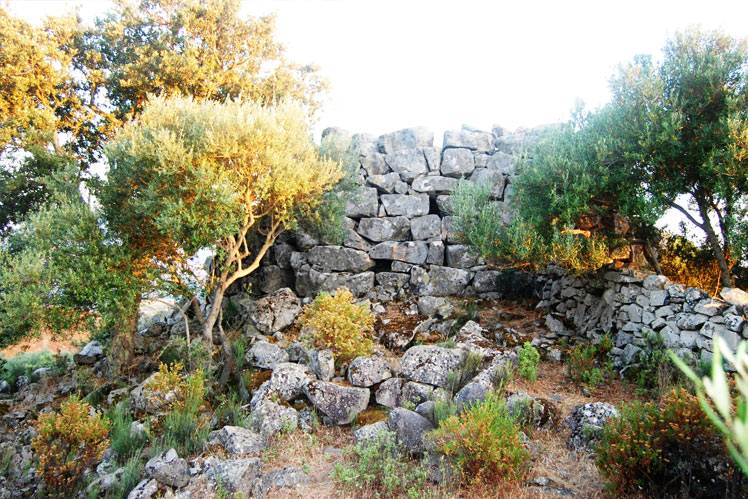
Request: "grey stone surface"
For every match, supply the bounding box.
[440,148,475,178]
[353,421,392,445]
[445,244,481,268]
[357,217,411,242]
[470,168,505,199]
[345,187,379,218]
[412,175,458,195]
[240,288,301,334]
[376,378,404,408]
[378,128,433,153]
[721,287,748,307]
[246,341,290,369]
[309,349,335,382]
[304,381,370,425]
[380,193,430,218]
[206,458,263,494]
[307,246,374,272]
[251,400,298,438]
[410,215,442,240]
[565,402,619,450]
[347,357,392,387]
[208,426,265,457]
[410,265,472,296]
[386,408,435,454]
[485,151,515,174]
[361,152,389,176]
[369,241,428,264]
[385,149,429,181]
[252,466,310,498]
[401,345,464,387]
[268,362,313,401]
[74,341,104,365]
[145,449,190,488]
[367,172,401,194]
[443,129,493,152]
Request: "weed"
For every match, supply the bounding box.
[214,392,251,429]
[446,352,483,397]
[107,454,144,499]
[565,335,613,388]
[107,402,147,461]
[0,350,66,388]
[517,342,540,382]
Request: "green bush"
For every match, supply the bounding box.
[0,350,68,387]
[517,342,540,382]
[107,402,148,461]
[332,431,430,497]
[596,388,746,497]
[298,288,375,365]
[564,335,613,387]
[430,391,528,484]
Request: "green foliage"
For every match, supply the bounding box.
[107,402,148,461]
[107,454,144,499]
[0,350,66,387]
[446,352,483,397]
[33,395,110,493]
[214,392,252,429]
[517,342,540,382]
[596,388,744,496]
[565,335,613,388]
[332,431,430,498]
[430,391,528,484]
[298,288,375,365]
[626,330,685,395]
[671,338,748,476]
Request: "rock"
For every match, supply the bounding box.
[376,378,404,408]
[145,448,190,488]
[268,363,313,401]
[643,274,671,290]
[127,479,169,499]
[251,400,298,438]
[107,387,130,407]
[361,152,389,176]
[366,172,401,194]
[700,322,741,351]
[505,391,555,428]
[565,402,619,450]
[445,244,481,268]
[721,287,748,307]
[380,193,430,218]
[385,149,429,182]
[129,373,175,414]
[347,357,393,387]
[304,380,370,425]
[470,168,505,199]
[386,408,434,454]
[369,241,428,264]
[357,217,411,242]
[0,380,9,394]
[246,341,290,369]
[435,195,452,215]
[306,268,375,298]
[401,345,464,387]
[206,458,263,493]
[427,241,445,265]
[345,187,379,218]
[375,272,410,291]
[412,175,458,195]
[307,246,374,272]
[417,296,453,317]
[675,313,709,331]
[74,341,104,365]
[130,421,147,439]
[240,288,301,334]
[309,349,335,381]
[252,466,310,498]
[485,151,515,174]
[471,271,500,294]
[208,426,265,457]
[410,215,442,240]
[409,265,472,296]
[378,128,433,154]
[353,421,392,445]
[441,216,458,242]
[286,342,310,363]
[443,129,493,152]
[440,148,475,178]
[454,381,491,411]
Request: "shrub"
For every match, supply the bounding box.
[107,402,148,461]
[430,391,528,484]
[33,395,110,491]
[1,350,67,387]
[298,288,374,365]
[565,335,613,387]
[517,342,540,382]
[596,387,746,496]
[658,233,724,296]
[332,430,430,497]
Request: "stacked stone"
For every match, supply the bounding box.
[538,268,748,368]
[250,125,534,300]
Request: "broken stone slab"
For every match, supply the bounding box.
[357,217,411,242]
[347,356,393,387]
[246,341,290,369]
[440,148,475,178]
[485,151,515,174]
[721,287,748,308]
[378,127,434,154]
[386,408,435,454]
[410,215,442,240]
[366,172,401,194]
[380,193,430,218]
[375,272,410,290]
[470,168,505,199]
[208,426,266,457]
[360,151,389,176]
[411,175,459,195]
[205,457,263,494]
[443,129,494,152]
[305,268,376,298]
[385,149,429,182]
[369,241,428,264]
[426,241,445,265]
[344,187,379,218]
[445,244,482,268]
[409,265,472,296]
[74,341,104,365]
[145,449,191,488]
[303,380,370,425]
[251,400,298,438]
[401,345,464,387]
[267,362,313,401]
[239,288,302,334]
[309,349,335,382]
[307,246,374,273]
[376,377,404,408]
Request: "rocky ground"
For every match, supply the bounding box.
[0,292,648,498]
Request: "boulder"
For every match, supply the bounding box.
[206,458,263,494]
[208,426,265,457]
[74,341,104,365]
[144,449,190,488]
[721,287,748,307]
[385,149,429,182]
[410,215,442,240]
[369,241,428,264]
[246,341,290,369]
[361,152,389,176]
[470,168,505,199]
[378,127,433,153]
[443,129,493,152]
[251,400,298,438]
[401,345,464,387]
[309,349,335,381]
[427,241,445,265]
[471,270,500,294]
[353,421,392,445]
[304,380,370,425]
[127,479,168,499]
[307,246,374,272]
[367,172,401,194]
[267,363,313,401]
[375,378,404,408]
[344,187,379,218]
[386,408,434,454]
[379,193,430,218]
[485,151,515,174]
[565,402,619,450]
[417,296,453,317]
[505,391,555,428]
[445,245,481,268]
[409,265,472,296]
[454,381,491,411]
[305,269,375,298]
[357,217,411,242]
[440,148,475,178]
[252,466,310,499]
[347,357,393,387]
[240,288,301,334]
[411,175,458,195]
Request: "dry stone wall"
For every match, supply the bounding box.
[244,125,535,302]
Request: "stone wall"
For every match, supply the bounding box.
[241,124,537,302]
[537,267,748,368]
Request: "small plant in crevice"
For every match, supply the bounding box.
[517,342,540,382]
[565,334,613,388]
[332,430,431,497]
[626,329,687,395]
[430,390,528,485]
[33,395,110,492]
[107,402,148,461]
[449,300,480,337]
[446,352,483,398]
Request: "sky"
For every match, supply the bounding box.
[8,0,748,142]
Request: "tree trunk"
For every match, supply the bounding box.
[695,196,734,288]
[108,299,139,376]
[643,239,664,276]
[202,284,226,345]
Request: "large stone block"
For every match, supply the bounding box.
[410,215,442,240]
[443,129,493,152]
[385,149,429,182]
[367,172,401,194]
[307,246,374,272]
[470,168,505,199]
[380,193,430,218]
[445,244,481,269]
[369,241,428,264]
[360,151,389,175]
[485,151,515,174]
[440,148,475,178]
[357,217,411,242]
[378,127,433,154]
[412,175,459,195]
[344,187,379,218]
[410,265,472,296]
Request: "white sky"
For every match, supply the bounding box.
[9,0,748,142]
